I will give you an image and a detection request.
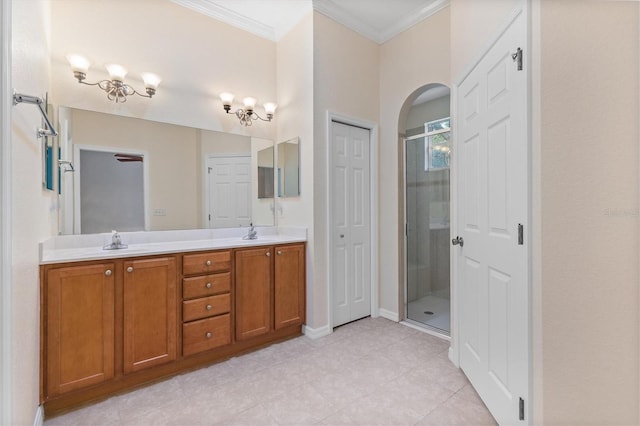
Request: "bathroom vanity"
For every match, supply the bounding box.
[39,228,306,415]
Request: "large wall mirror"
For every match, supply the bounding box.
[277,137,300,197]
[57,107,275,235]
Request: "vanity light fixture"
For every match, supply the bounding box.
[220,92,276,126]
[66,54,161,103]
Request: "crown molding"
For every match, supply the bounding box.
[313,0,450,45]
[171,0,277,41]
[379,0,450,44]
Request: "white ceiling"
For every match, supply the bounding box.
[171,0,449,44]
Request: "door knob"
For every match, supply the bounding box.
[452,236,464,247]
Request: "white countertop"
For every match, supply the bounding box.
[40,227,307,264]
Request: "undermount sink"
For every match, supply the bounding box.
[237,237,276,244]
[103,243,129,250]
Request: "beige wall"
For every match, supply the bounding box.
[537,1,639,423]
[50,0,277,141]
[11,0,55,423]
[450,0,521,80]
[275,13,316,323]
[379,7,451,318]
[312,11,379,328]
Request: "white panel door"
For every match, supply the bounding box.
[455,11,528,425]
[206,156,251,229]
[331,122,371,327]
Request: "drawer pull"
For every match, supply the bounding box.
[205,260,212,266]
[277,250,282,256]
[127,266,133,273]
[206,304,212,311]
[266,251,271,257]
[205,332,212,339]
[205,282,212,289]
[105,269,112,276]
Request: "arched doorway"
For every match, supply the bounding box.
[400,83,451,336]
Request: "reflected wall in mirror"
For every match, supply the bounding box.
[58,107,275,234]
[277,137,300,197]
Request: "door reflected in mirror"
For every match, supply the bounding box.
[57,107,275,234]
[277,137,300,197]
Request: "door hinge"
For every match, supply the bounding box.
[518,223,524,245]
[208,167,212,173]
[512,47,523,71]
[519,397,525,421]
[208,214,211,221]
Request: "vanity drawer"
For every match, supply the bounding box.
[182,251,231,276]
[183,314,231,357]
[183,272,231,299]
[182,293,230,322]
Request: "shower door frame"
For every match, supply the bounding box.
[402,132,451,339]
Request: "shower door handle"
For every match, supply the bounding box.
[452,236,464,247]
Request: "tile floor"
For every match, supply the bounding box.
[44,317,496,426]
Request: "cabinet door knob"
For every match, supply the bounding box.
[127,266,133,273]
[205,260,212,266]
[206,304,212,311]
[105,269,112,276]
[277,250,282,256]
[266,251,271,257]
[205,332,212,339]
[205,282,212,289]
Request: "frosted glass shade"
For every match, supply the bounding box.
[242,97,257,110]
[263,102,277,115]
[66,54,91,74]
[141,72,161,90]
[105,64,128,81]
[220,92,235,106]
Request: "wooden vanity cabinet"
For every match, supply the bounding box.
[274,244,306,330]
[123,257,177,374]
[44,263,115,397]
[235,243,306,340]
[235,246,274,341]
[41,243,305,416]
[42,255,178,400]
[181,250,232,357]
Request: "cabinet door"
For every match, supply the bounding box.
[46,263,115,397]
[123,257,177,374]
[274,244,306,330]
[235,247,273,341]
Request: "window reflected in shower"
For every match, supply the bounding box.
[405,110,451,335]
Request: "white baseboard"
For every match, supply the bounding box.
[302,324,332,339]
[378,308,399,322]
[33,405,43,426]
[448,346,459,368]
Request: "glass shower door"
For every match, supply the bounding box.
[405,118,451,334]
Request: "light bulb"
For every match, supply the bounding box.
[105,64,127,82]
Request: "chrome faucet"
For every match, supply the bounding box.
[103,230,128,250]
[243,223,258,240]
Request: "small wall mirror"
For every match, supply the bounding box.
[277,137,300,197]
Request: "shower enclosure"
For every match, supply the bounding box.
[405,117,451,334]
